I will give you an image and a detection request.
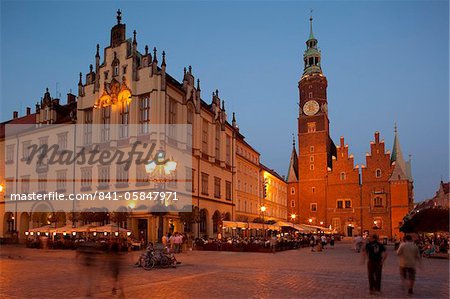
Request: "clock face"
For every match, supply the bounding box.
[303,100,320,116]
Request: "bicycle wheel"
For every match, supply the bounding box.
[143,257,155,270]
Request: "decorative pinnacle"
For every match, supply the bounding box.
[394,122,398,134]
[232,112,236,122]
[184,67,187,75]
[222,100,225,111]
[96,44,100,58]
[197,79,200,90]
[292,133,296,147]
[215,89,219,96]
[145,45,148,55]
[116,9,122,24]
[161,51,166,66]
[133,30,137,45]
[188,65,192,74]
[89,64,93,73]
[78,72,82,85]
[153,47,157,62]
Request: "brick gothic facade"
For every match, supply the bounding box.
[287,18,414,238]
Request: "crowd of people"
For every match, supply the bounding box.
[193,233,337,252]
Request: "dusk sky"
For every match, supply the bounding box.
[1,1,448,202]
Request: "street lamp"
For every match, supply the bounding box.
[146,149,177,243]
[260,205,266,239]
[320,221,324,226]
[308,218,313,224]
[290,213,296,224]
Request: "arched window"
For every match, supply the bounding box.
[290,187,295,195]
[340,172,346,180]
[375,169,382,178]
[187,104,194,148]
[199,209,207,234]
[212,210,221,234]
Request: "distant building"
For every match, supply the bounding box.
[287,17,414,238]
[415,181,449,210]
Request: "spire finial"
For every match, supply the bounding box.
[78,72,82,85]
[116,9,122,24]
[161,50,166,66]
[184,67,187,75]
[145,45,148,55]
[232,112,236,122]
[394,122,398,134]
[292,133,296,147]
[133,30,137,45]
[222,100,225,111]
[188,65,192,74]
[96,44,100,57]
[89,64,93,73]
[197,79,200,90]
[308,9,314,40]
[153,47,157,62]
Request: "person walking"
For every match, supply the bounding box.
[362,234,388,294]
[397,235,421,295]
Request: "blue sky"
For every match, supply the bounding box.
[1,1,448,202]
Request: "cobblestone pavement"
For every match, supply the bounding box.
[0,241,448,299]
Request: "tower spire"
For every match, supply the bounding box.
[309,10,314,40]
[390,124,411,181]
[116,9,122,24]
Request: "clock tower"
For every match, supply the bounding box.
[297,16,336,225]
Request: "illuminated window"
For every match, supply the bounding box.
[307,122,316,133]
[311,203,317,212]
[101,106,111,142]
[373,218,382,229]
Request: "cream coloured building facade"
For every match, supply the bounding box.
[0,11,288,242]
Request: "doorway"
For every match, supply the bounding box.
[347,225,354,237]
[138,219,148,245]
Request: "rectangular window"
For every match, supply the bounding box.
[81,167,92,190]
[374,196,383,207]
[21,176,30,194]
[345,200,352,209]
[187,107,193,148]
[116,164,129,186]
[57,133,68,150]
[38,174,47,193]
[201,172,209,195]
[119,102,129,139]
[84,109,93,145]
[202,120,208,154]
[168,99,176,137]
[307,122,316,133]
[5,178,14,196]
[337,200,343,209]
[340,172,346,180]
[185,167,193,192]
[215,126,220,161]
[225,181,232,200]
[311,203,317,212]
[226,135,231,165]
[98,166,110,188]
[56,170,67,191]
[140,96,151,134]
[136,164,149,185]
[6,144,14,163]
[101,107,111,142]
[214,177,221,198]
[22,141,31,160]
[308,92,313,98]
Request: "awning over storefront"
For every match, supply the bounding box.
[93,224,130,233]
[28,225,52,232]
